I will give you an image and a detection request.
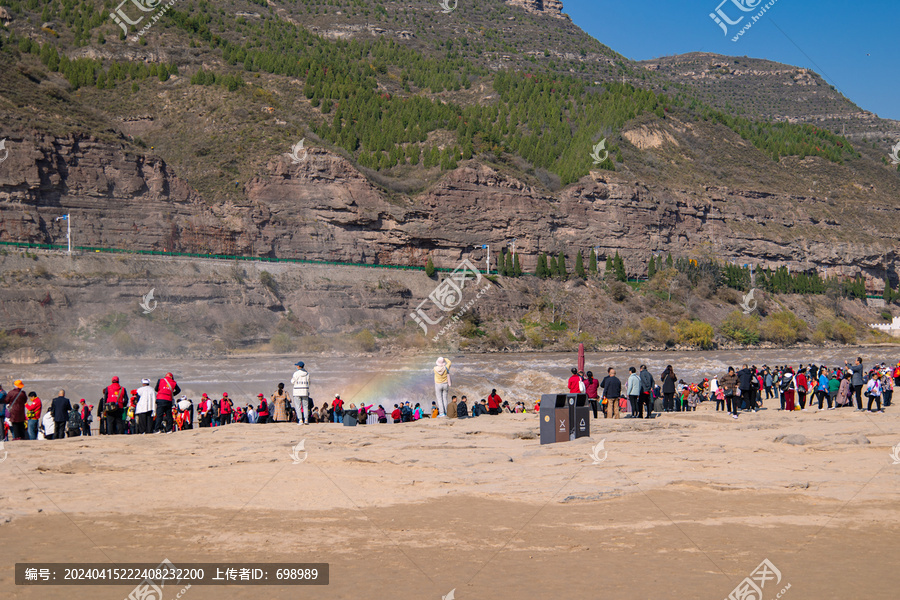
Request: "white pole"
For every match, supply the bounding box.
[486,244,490,274]
[55,214,71,255]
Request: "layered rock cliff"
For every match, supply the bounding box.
[505,0,566,19]
[1,125,898,286]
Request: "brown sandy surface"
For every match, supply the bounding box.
[2,403,899,599]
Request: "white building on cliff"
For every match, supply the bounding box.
[870,316,900,337]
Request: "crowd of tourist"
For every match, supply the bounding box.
[2,356,896,440]
[553,358,897,421]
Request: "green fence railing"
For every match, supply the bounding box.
[0,240,458,272]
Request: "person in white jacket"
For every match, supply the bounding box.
[135,378,156,434]
[39,410,55,440]
[291,361,310,424]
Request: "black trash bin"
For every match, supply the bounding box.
[570,394,590,439]
[539,394,566,445]
[539,393,589,445]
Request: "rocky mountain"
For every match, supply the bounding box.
[640,53,900,141]
[0,0,899,289]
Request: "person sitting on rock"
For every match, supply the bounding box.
[487,389,503,415]
[457,396,469,418]
[447,395,458,419]
[472,399,488,417]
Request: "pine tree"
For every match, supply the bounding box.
[536,253,548,278]
[666,253,674,268]
[557,252,568,279]
[588,248,598,275]
[498,252,507,276]
[549,255,558,278]
[648,256,656,279]
[575,251,585,278]
[614,251,627,282]
[605,255,613,278]
[425,257,435,277]
[514,253,522,277]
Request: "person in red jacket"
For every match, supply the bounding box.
[198,393,212,428]
[25,392,42,440]
[154,372,180,433]
[487,389,503,415]
[795,368,809,410]
[331,395,344,423]
[256,394,270,424]
[391,404,402,423]
[567,368,583,394]
[2,380,28,440]
[219,393,233,425]
[103,376,126,435]
[583,371,601,418]
[79,400,93,436]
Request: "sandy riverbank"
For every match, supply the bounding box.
[1,402,899,599]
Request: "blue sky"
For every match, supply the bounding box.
[563,0,899,122]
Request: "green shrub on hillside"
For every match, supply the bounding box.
[675,319,714,349]
[719,310,760,345]
[270,332,294,354]
[641,316,674,346]
[760,311,807,345]
[355,329,377,352]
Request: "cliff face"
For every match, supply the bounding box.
[0,130,897,284]
[505,0,566,18]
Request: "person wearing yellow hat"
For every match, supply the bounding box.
[3,380,29,440]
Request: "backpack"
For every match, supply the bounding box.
[67,408,82,431]
[779,376,793,392]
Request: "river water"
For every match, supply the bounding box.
[4,347,898,410]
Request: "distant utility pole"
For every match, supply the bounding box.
[55,214,71,255]
[481,244,490,274]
